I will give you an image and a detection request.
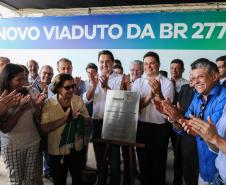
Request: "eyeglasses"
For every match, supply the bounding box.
[62,85,75,90]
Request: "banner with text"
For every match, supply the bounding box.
[0,11,226,49]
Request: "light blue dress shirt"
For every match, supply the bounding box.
[185,83,226,182]
[215,105,226,182]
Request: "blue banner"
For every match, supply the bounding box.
[0,11,226,49]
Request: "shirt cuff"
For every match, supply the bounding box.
[173,127,185,135]
[208,147,219,154]
[82,92,92,104]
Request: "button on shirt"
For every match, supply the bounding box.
[132,74,174,124]
[215,105,226,183]
[83,72,122,120]
[185,83,226,182]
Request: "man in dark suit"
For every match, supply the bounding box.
[216,55,226,86]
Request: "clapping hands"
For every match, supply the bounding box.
[0,90,21,115]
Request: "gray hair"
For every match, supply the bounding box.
[191,58,219,74]
[130,60,143,72]
[0,57,10,64]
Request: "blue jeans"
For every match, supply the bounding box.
[44,150,51,175]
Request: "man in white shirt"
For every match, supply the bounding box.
[26,59,40,85]
[170,59,189,185]
[48,58,86,97]
[170,59,189,93]
[130,60,143,83]
[132,51,174,185]
[83,50,123,185]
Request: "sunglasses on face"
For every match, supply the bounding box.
[62,84,75,90]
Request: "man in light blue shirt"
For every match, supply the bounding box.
[189,105,226,185]
[157,58,226,184]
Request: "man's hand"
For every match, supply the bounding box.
[147,77,164,100]
[161,99,183,122]
[34,93,46,108]
[181,119,198,136]
[189,115,218,143]
[74,76,81,87]
[90,73,99,88]
[99,74,109,89]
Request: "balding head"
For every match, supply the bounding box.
[27,59,39,79]
[40,65,54,84]
[0,57,10,72]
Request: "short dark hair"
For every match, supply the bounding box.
[85,63,98,72]
[0,63,24,93]
[113,59,122,66]
[57,58,72,67]
[216,55,226,66]
[191,58,219,74]
[19,64,29,74]
[98,50,114,62]
[143,51,160,64]
[51,73,74,94]
[159,70,168,78]
[113,64,123,71]
[170,59,184,69]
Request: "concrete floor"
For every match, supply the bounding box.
[0,143,175,185]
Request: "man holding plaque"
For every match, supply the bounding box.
[83,50,123,185]
[132,51,174,185]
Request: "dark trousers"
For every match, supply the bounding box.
[49,148,86,185]
[170,125,183,185]
[92,119,121,185]
[170,124,199,185]
[44,150,51,175]
[136,121,171,185]
[180,134,199,185]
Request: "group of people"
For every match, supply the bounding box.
[0,51,225,185]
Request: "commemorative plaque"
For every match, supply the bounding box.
[102,90,140,143]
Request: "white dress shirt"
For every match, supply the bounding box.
[175,77,189,93]
[83,72,122,119]
[132,74,174,124]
